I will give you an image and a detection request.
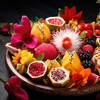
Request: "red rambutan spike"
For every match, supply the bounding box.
[51,43,56,47]
[52,30,56,34]
[56,29,58,32]
[47,39,51,42]
[82,41,85,44]
[60,27,65,30]
[77,49,82,54]
[61,53,65,56]
[51,37,54,40]
[57,50,61,54]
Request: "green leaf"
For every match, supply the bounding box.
[35,17,42,23]
[97,68,100,75]
[19,20,21,25]
[36,53,44,61]
[94,32,98,36]
[58,8,64,14]
[79,30,86,40]
[30,20,34,29]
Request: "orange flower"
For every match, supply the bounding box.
[12,53,21,65]
[66,65,91,88]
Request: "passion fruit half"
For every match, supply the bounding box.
[27,61,47,81]
[45,17,65,31]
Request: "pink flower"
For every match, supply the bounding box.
[0,23,10,32]
[11,15,38,48]
[96,93,100,100]
[0,76,29,100]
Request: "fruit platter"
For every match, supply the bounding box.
[5,6,100,96]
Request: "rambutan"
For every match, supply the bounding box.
[51,26,82,53]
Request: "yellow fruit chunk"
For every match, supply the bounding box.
[31,22,51,44]
[61,50,81,75]
[45,59,61,72]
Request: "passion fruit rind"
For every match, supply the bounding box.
[47,66,70,87]
[45,17,65,31]
[27,61,48,81]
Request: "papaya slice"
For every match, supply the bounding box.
[61,50,81,75]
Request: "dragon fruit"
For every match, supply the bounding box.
[48,67,70,87]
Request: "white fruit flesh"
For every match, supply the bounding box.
[50,67,68,83]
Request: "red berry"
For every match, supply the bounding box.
[82,44,93,53]
[84,23,93,30]
[95,29,100,35]
[77,24,84,31]
[77,50,83,54]
[62,41,72,49]
[62,37,71,43]
[62,37,72,49]
[85,30,93,38]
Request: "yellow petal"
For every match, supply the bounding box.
[19,65,27,74]
[26,58,36,66]
[72,69,77,76]
[81,77,88,86]
[16,63,23,70]
[79,69,85,78]
[21,50,28,58]
[20,57,27,64]
[84,68,91,78]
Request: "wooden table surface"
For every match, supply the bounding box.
[0,0,100,100]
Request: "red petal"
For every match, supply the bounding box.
[59,14,69,23]
[69,6,76,17]
[64,6,69,15]
[74,11,83,21]
[14,85,29,100]
[8,76,21,87]
[0,23,10,32]
[4,83,29,100]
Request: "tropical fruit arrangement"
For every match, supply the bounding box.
[5,6,100,88]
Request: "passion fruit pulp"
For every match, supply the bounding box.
[27,61,47,81]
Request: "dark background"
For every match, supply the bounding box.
[0,0,100,100]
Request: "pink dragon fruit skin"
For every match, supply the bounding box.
[87,72,100,85]
[34,43,58,61]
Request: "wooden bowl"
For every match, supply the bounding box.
[5,50,100,96]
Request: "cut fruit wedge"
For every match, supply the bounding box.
[45,17,65,31]
[27,61,47,81]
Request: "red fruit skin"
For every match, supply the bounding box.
[77,24,84,31]
[95,29,100,35]
[62,41,72,49]
[34,43,58,61]
[82,44,93,53]
[85,30,93,38]
[95,23,100,30]
[87,72,100,85]
[84,23,93,30]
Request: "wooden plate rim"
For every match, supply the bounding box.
[5,50,100,96]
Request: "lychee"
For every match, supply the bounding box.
[34,43,58,61]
